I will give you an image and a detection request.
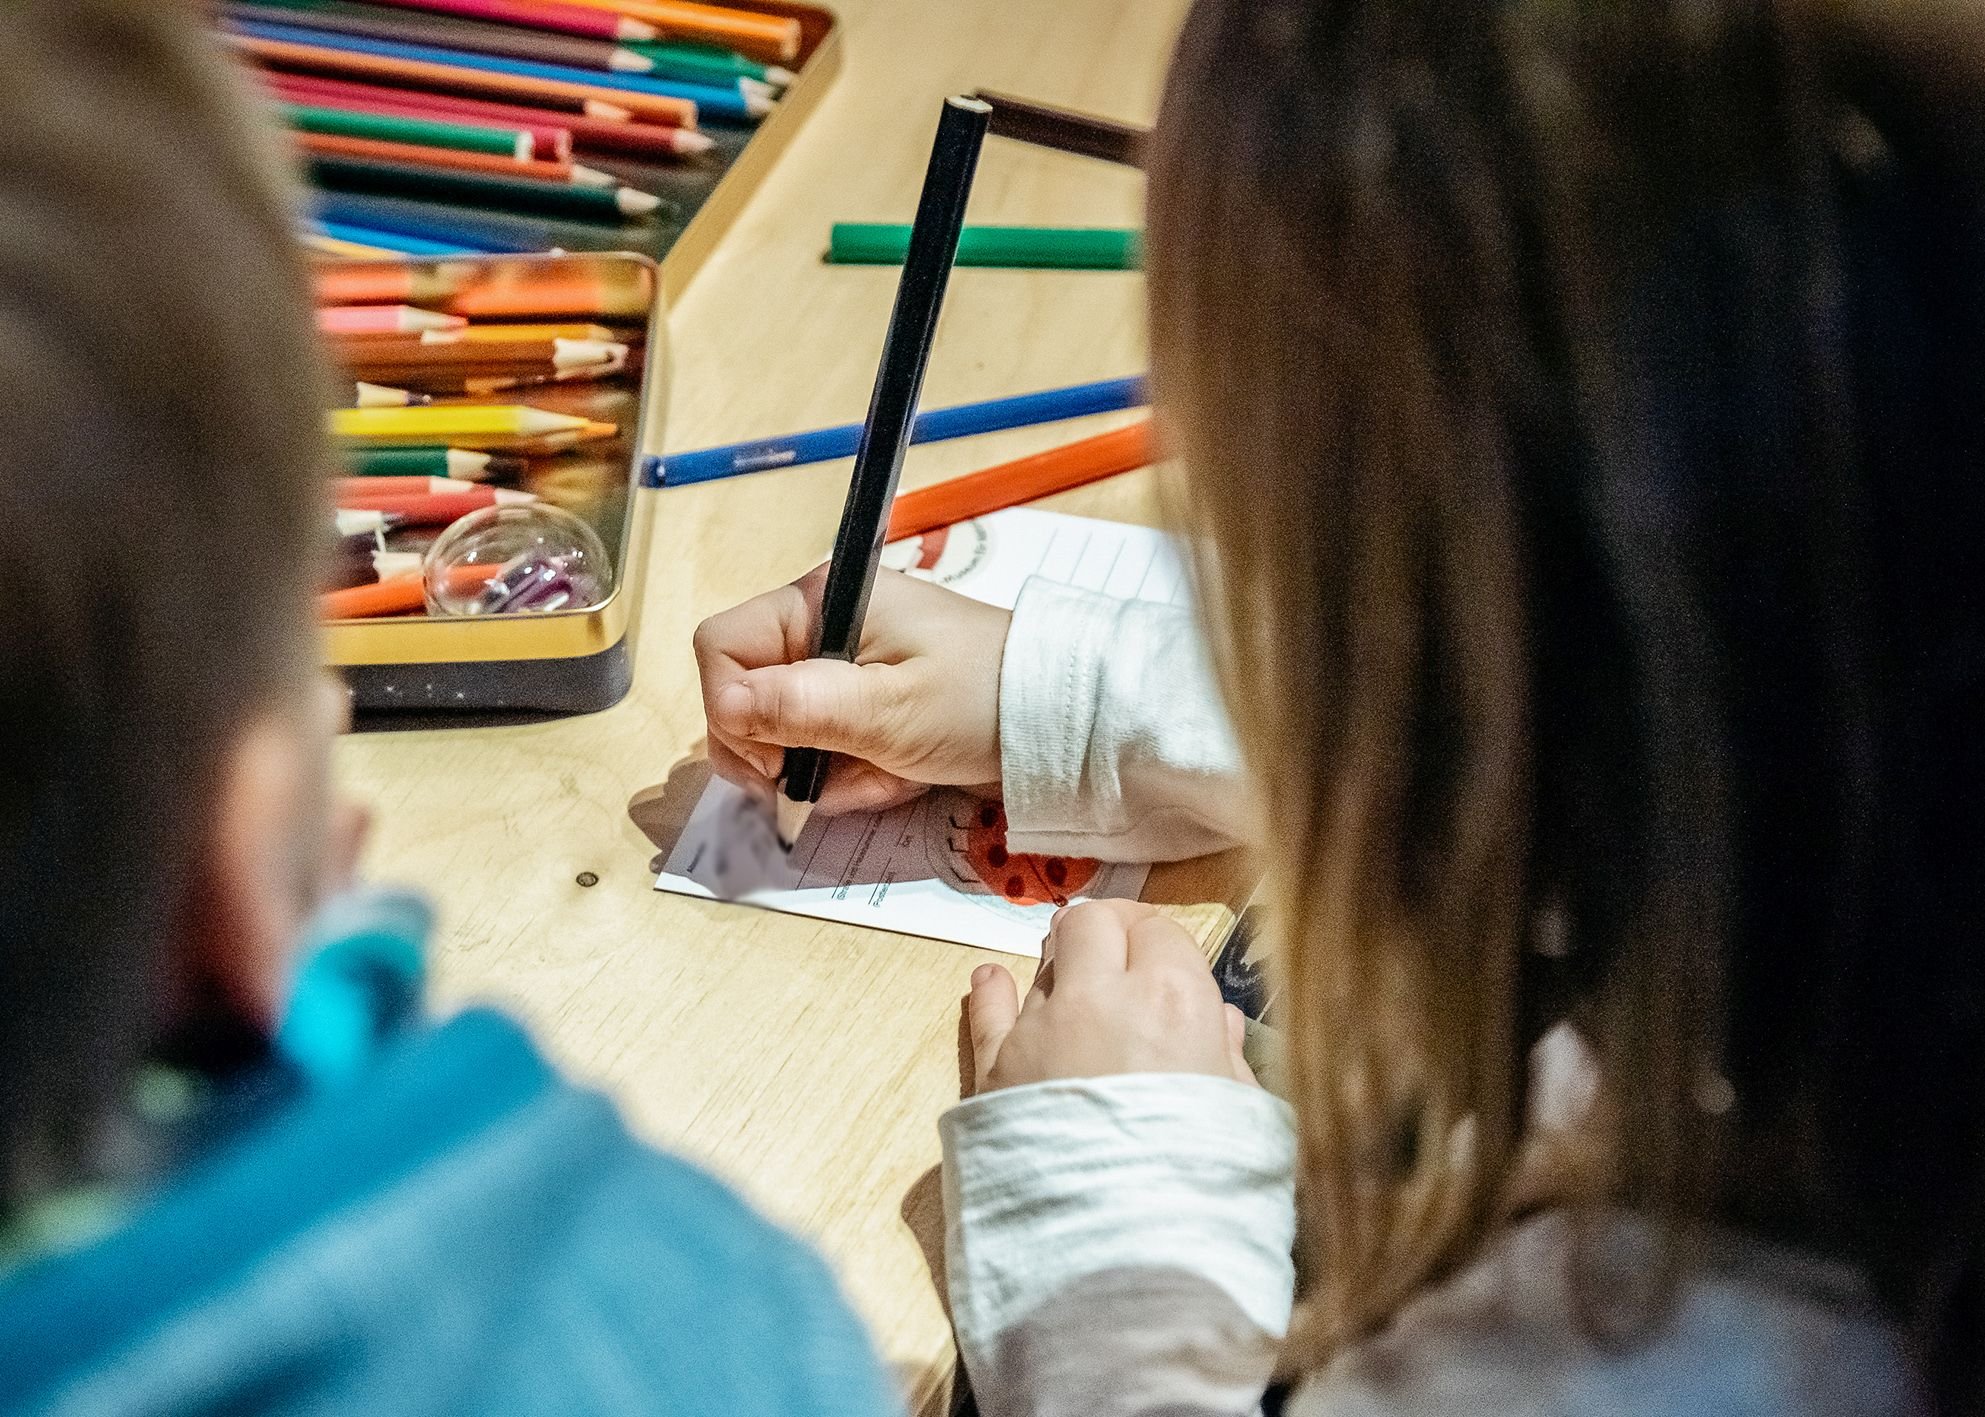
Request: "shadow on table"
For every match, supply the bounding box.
[627,748,714,874]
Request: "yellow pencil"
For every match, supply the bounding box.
[421,323,626,345]
[329,404,593,441]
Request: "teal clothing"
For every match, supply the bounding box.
[0,893,895,1416]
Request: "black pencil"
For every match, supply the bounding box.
[776,94,992,846]
[972,90,1147,168]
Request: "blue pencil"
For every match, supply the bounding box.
[308,219,490,257]
[312,194,543,254]
[644,375,1149,488]
[227,19,769,124]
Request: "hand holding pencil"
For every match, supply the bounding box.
[695,567,1010,816]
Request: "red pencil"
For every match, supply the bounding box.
[338,487,539,522]
[364,0,660,43]
[262,70,711,159]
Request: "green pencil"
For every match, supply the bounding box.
[622,39,794,87]
[282,103,534,159]
[308,154,668,222]
[344,446,523,481]
[826,224,1143,270]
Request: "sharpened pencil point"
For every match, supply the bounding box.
[775,794,814,851]
[766,66,797,87]
[571,163,617,189]
[614,17,658,42]
[674,130,717,156]
[616,186,664,216]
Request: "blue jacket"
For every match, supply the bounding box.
[0,897,895,1416]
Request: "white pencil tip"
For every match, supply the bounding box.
[765,66,797,87]
[492,488,539,506]
[616,17,659,41]
[616,186,664,215]
[744,89,777,118]
[571,163,618,189]
[610,49,654,72]
[674,130,717,156]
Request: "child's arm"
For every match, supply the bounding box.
[695,569,1252,861]
[943,901,1297,1417]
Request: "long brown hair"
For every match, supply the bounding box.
[1148,0,1983,1402]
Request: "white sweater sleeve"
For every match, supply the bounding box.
[942,1076,1299,1417]
[998,579,1253,862]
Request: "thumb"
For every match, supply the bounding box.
[710,659,892,757]
[1225,1003,1260,1088]
[968,963,1020,1094]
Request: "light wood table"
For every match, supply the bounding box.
[335,1,1217,1409]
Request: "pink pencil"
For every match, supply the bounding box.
[364,0,660,43]
[320,305,469,336]
[261,73,581,161]
[259,71,713,159]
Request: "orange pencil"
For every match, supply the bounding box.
[322,563,502,619]
[555,0,800,61]
[293,132,614,187]
[886,421,1157,542]
[232,34,699,127]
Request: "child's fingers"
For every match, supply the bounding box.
[706,733,777,796]
[811,762,929,816]
[710,659,895,757]
[1224,1003,1259,1088]
[1046,899,1158,984]
[967,962,1020,1093]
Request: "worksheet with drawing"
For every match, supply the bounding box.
[655,507,1187,956]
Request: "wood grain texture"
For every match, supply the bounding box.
[333,2,1213,1410]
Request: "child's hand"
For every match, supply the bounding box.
[694,566,1011,815]
[966,900,1256,1094]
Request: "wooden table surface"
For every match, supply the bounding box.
[334,1,1210,1408]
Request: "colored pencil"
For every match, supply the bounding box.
[345,446,518,479]
[313,257,653,315]
[235,20,765,122]
[645,375,1149,487]
[364,0,660,41]
[294,132,617,187]
[231,0,659,74]
[331,404,592,440]
[337,483,536,510]
[886,421,1157,541]
[281,99,539,157]
[333,333,625,362]
[321,564,501,619]
[973,90,1147,168]
[304,229,402,257]
[353,380,432,406]
[336,474,485,498]
[320,303,468,334]
[778,96,990,843]
[422,321,625,343]
[623,38,791,87]
[263,69,710,157]
[828,224,1143,270]
[265,72,579,157]
[312,192,559,252]
[312,218,495,255]
[228,31,700,126]
[308,153,666,219]
[555,0,800,62]
[338,490,538,524]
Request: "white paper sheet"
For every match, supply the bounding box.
[656,508,1189,956]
